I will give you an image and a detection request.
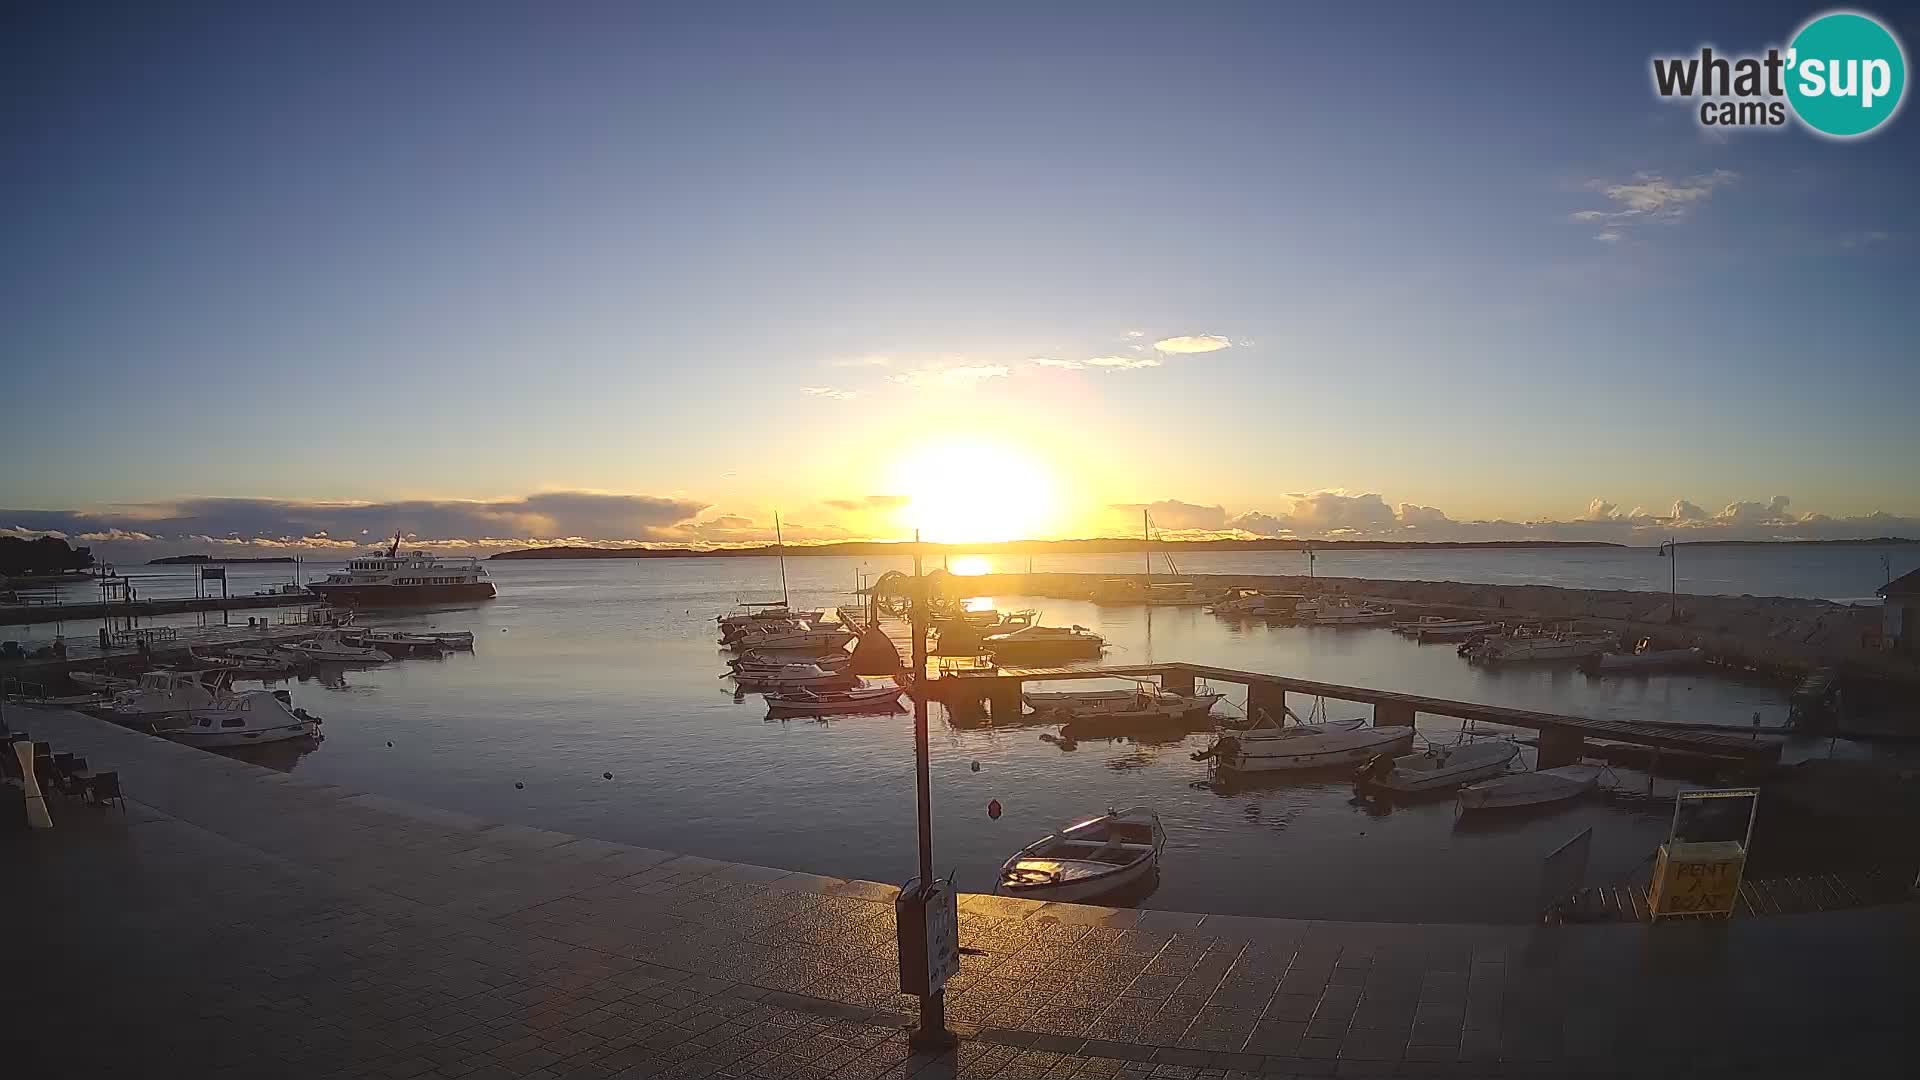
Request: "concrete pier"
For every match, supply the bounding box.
[7,704,1912,1077]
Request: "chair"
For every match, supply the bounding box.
[88,771,126,811]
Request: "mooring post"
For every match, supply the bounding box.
[1374,702,1415,726]
[1247,682,1286,722]
[1537,728,1585,769]
[1160,667,1196,695]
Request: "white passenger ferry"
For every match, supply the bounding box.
[307,533,496,606]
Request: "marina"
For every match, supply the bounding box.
[11,554,1908,927]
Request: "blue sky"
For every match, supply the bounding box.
[2,1,1916,549]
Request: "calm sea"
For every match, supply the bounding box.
[7,544,1916,923]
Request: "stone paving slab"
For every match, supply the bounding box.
[5,705,1917,1078]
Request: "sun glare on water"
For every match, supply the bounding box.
[890,440,1060,545]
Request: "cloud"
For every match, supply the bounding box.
[889,364,1010,388]
[829,354,892,368]
[1110,499,1229,531]
[1125,330,1146,339]
[1084,355,1161,370]
[1585,498,1620,521]
[1153,334,1233,355]
[3,525,67,539]
[1672,499,1708,521]
[801,386,858,400]
[824,495,910,512]
[1569,170,1736,239]
[1029,357,1085,370]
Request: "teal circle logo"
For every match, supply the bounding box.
[1786,11,1907,138]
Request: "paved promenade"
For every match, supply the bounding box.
[5,704,1915,1079]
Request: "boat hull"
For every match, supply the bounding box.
[1458,766,1602,811]
[1000,854,1156,902]
[1217,727,1414,772]
[165,720,320,748]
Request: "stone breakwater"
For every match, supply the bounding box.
[950,572,1904,678]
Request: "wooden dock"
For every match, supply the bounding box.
[928,660,1784,767]
[1555,869,1910,924]
[1,590,314,626]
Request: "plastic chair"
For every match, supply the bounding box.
[88,771,126,811]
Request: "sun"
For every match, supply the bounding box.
[888,439,1060,544]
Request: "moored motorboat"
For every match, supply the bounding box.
[188,648,297,675]
[725,626,856,652]
[730,649,851,670]
[729,662,860,689]
[1458,765,1603,811]
[1303,599,1397,625]
[102,670,238,728]
[69,670,136,692]
[1196,710,1413,773]
[163,690,323,748]
[996,807,1164,903]
[341,629,453,656]
[763,681,904,714]
[1410,620,1499,642]
[982,623,1106,661]
[282,631,392,663]
[1463,629,1615,664]
[1023,687,1140,714]
[1357,739,1520,794]
[1057,689,1224,738]
[1591,640,1703,673]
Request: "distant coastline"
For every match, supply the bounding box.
[489,535,1920,561]
[147,555,298,565]
[490,539,1627,560]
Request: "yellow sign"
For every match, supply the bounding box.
[1649,841,1746,917]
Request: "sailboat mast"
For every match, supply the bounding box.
[1143,509,1152,588]
[775,512,789,607]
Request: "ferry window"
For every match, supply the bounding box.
[221,717,245,728]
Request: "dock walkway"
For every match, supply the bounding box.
[6,705,1912,1078]
[937,662,1783,767]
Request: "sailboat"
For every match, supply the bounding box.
[1141,510,1215,605]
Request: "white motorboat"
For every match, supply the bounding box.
[982,623,1106,661]
[1463,629,1615,664]
[105,670,238,726]
[1409,620,1499,642]
[730,649,850,670]
[717,603,812,635]
[1023,687,1140,714]
[1057,690,1224,737]
[226,645,307,669]
[282,631,393,663]
[1458,765,1603,811]
[418,630,476,649]
[164,690,323,748]
[996,807,1164,903]
[726,627,856,652]
[1304,599,1397,625]
[1197,709,1414,773]
[730,662,859,689]
[187,648,295,674]
[1357,740,1520,794]
[763,681,904,714]
[1208,590,1303,617]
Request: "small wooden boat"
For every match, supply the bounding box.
[341,629,453,656]
[730,649,850,670]
[1357,740,1520,794]
[1022,687,1139,714]
[996,807,1164,903]
[764,681,903,714]
[1458,765,1602,811]
[187,648,295,674]
[1591,641,1703,673]
[726,627,857,652]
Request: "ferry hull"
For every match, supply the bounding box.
[306,582,496,607]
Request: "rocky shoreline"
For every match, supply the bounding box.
[946,571,1909,681]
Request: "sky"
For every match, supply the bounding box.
[3,1,1917,555]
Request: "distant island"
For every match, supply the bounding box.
[148,554,297,564]
[1670,537,1915,547]
[491,538,1627,560]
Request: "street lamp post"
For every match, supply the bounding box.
[906,532,956,1051]
[1658,537,1678,620]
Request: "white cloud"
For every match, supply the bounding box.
[1569,170,1737,240]
[801,386,858,400]
[1125,330,1146,338]
[889,364,1011,388]
[1153,334,1233,355]
[1672,499,1708,521]
[1029,357,1085,370]
[1084,355,1161,370]
[1585,498,1620,521]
